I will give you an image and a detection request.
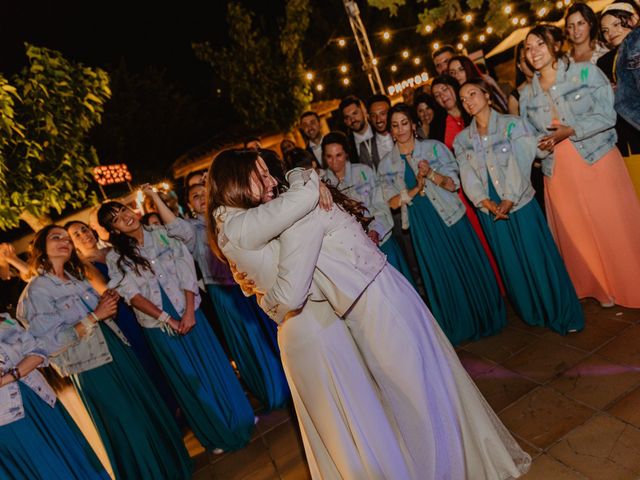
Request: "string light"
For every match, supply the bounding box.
[464,14,473,23]
[342,78,350,86]
[338,38,346,47]
[556,1,563,8]
[457,43,464,50]
[391,64,398,72]
[413,57,421,65]
[487,26,494,34]
[504,5,512,14]
[512,17,520,25]
[479,34,486,42]
[402,50,410,58]
[305,72,314,80]
[316,84,324,92]
[340,64,348,73]
[537,7,547,16]
[383,31,391,40]
[372,58,378,66]
[462,33,469,42]
[564,0,570,5]
[425,24,433,33]
[432,42,440,50]
[520,18,527,25]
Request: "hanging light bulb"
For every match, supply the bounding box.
[432,42,440,50]
[537,7,547,16]
[413,57,421,65]
[512,17,520,25]
[504,5,512,14]
[402,50,410,58]
[340,64,348,73]
[457,43,464,50]
[479,34,486,42]
[520,18,527,25]
[316,84,324,92]
[556,1,563,8]
[464,14,473,23]
[383,31,391,40]
[425,24,433,33]
[342,78,350,86]
[487,26,494,34]
[391,64,398,72]
[305,72,314,80]
[338,38,346,47]
[372,58,378,66]
[462,33,469,41]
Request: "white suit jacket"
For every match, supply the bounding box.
[216,169,387,324]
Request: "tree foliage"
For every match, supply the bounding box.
[0,44,110,230]
[193,0,312,132]
[370,0,549,36]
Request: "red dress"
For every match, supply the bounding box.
[445,115,506,296]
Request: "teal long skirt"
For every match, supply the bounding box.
[72,324,192,480]
[143,290,255,451]
[379,236,416,288]
[206,284,289,411]
[0,383,109,480]
[477,182,584,334]
[404,163,506,346]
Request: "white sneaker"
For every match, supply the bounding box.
[212,448,224,455]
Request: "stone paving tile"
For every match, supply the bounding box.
[209,438,275,480]
[499,387,595,449]
[521,454,586,479]
[607,383,640,430]
[540,323,619,353]
[501,339,588,384]
[473,364,538,413]
[596,324,640,367]
[549,414,640,480]
[549,354,640,410]
[462,327,539,364]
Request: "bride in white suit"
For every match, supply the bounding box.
[208,149,530,480]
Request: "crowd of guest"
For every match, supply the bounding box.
[1,2,640,478]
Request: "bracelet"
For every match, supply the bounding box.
[426,169,437,182]
[9,367,20,382]
[80,316,97,337]
[399,189,412,206]
[89,311,100,323]
[158,312,172,324]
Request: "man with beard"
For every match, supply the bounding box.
[299,111,324,167]
[339,95,382,170]
[366,94,394,161]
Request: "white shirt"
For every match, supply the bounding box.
[376,132,394,160]
[308,138,323,164]
[353,124,374,159]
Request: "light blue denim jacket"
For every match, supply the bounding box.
[454,110,537,213]
[106,226,201,328]
[378,139,466,228]
[323,161,394,244]
[614,29,640,131]
[166,216,235,286]
[0,314,56,426]
[16,273,128,376]
[519,59,617,176]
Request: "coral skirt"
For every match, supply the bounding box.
[545,141,640,307]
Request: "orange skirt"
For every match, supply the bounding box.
[545,141,640,307]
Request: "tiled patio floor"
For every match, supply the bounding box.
[188,299,640,479]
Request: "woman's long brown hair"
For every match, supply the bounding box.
[206,148,372,262]
[27,224,86,280]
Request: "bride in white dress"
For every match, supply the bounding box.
[208,149,530,480]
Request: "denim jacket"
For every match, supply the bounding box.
[323,161,394,244]
[166,216,235,287]
[106,226,201,328]
[16,273,128,376]
[519,59,617,176]
[0,314,56,426]
[378,139,466,228]
[614,29,640,131]
[454,110,537,213]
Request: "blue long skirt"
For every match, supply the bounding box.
[143,290,255,451]
[72,324,192,480]
[0,384,109,480]
[477,182,584,334]
[93,261,179,416]
[379,236,416,287]
[404,162,506,345]
[207,284,289,411]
